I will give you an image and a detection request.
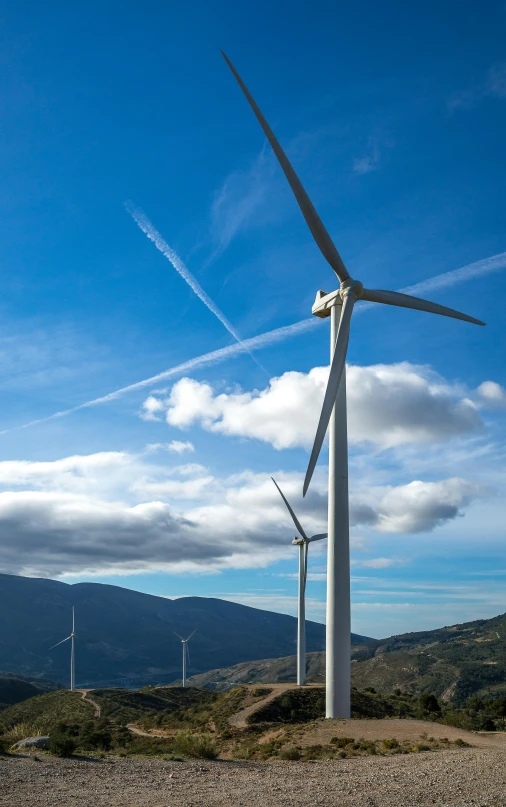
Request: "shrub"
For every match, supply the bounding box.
[2,722,40,744]
[419,694,440,714]
[453,738,469,747]
[173,731,217,760]
[413,743,431,752]
[302,744,325,760]
[330,736,355,748]
[279,746,301,760]
[49,733,76,757]
[80,727,113,751]
[382,738,399,750]
[0,734,10,754]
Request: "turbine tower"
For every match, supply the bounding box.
[174,630,197,687]
[272,478,326,686]
[49,606,78,691]
[222,52,485,719]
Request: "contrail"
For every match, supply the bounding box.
[400,251,506,296]
[1,249,505,437]
[125,201,267,374]
[0,318,320,436]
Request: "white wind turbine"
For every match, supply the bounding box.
[49,606,78,691]
[272,478,326,686]
[174,630,197,688]
[222,52,485,719]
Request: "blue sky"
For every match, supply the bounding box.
[1,0,506,639]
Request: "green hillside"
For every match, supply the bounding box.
[186,611,506,704]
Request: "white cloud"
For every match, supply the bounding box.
[372,478,486,533]
[476,381,506,409]
[140,395,166,421]
[167,440,195,454]
[0,451,487,578]
[486,63,506,98]
[149,362,484,450]
[352,557,404,569]
[448,62,506,112]
[353,137,380,175]
[208,148,274,261]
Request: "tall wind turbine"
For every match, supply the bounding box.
[222,52,485,719]
[49,606,78,691]
[272,478,326,686]
[174,630,197,688]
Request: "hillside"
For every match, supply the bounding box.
[186,611,506,704]
[0,573,371,686]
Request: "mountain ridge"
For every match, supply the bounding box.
[186,611,506,703]
[0,573,371,686]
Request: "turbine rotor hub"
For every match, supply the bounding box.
[340,278,363,299]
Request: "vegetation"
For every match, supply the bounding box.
[186,611,506,705]
[0,680,495,761]
[247,687,506,731]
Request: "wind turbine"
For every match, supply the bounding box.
[272,477,326,686]
[174,630,197,687]
[49,606,78,691]
[222,52,485,719]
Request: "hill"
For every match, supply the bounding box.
[0,573,371,686]
[186,611,506,704]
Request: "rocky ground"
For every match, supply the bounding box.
[1,746,506,807]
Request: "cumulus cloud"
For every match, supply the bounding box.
[369,478,486,533]
[147,362,484,450]
[475,381,506,409]
[140,395,166,421]
[167,440,195,454]
[0,451,487,577]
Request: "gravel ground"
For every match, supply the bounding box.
[1,748,506,807]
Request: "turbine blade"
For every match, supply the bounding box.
[303,294,355,496]
[185,629,197,642]
[308,533,327,542]
[221,51,349,283]
[48,636,71,651]
[271,477,308,541]
[361,288,485,326]
[173,632,184,641]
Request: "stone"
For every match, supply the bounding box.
[12,736,51,750]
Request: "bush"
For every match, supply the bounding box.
[0,734,10,754]
[413,743,431,752]
[279,746,301,760]
[173,731,217,760]
[302,744,325,760]
[419,694,440,714]
[80,727,112,751]
[49,733,76,757]
[330,736,355,748]
[382,738,399,750]
[453,738,469,747]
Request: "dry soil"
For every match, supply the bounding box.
[2,744,506,807]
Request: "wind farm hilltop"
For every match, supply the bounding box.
[1,5,506,807]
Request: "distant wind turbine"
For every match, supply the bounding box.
[272,478,326,686]
[174,630,197,688]
[222,51,485,719]
[49,607,78,691]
